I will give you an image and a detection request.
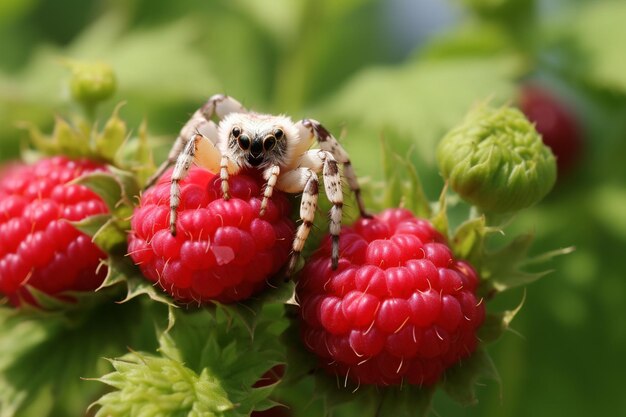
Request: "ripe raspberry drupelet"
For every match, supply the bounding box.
[0,157,109,306]
[297,208,485,386]
[128,167,295,304]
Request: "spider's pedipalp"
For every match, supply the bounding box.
[260,164,281,216]
[299,119,370,218]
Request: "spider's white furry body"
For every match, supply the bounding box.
[148,95,368,276]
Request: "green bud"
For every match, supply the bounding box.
[69,62,116,105]
[437,105,556,213]
[95,353,234,417]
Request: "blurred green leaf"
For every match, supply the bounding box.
[571,0,626,93]
[319,55,519,164]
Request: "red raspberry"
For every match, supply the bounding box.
[128,167,294,304]
[519,84,583,175]
[297,208,485,386]
[0,156,109,306]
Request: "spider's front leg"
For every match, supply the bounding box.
[299,119,370,218]
[146,94,247,189]
[169,133,235,235]
[278,149,343,276]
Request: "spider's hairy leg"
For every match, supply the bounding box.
[280,149,344,274]
[146,94,247,189]
[276,167,319,277]
[298,119,370,218]
[169,133,223,235]
[260,164,281,216]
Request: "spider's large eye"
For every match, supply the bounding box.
[238,135,250,150]
[263,136,276,151]
[231,126,241,138]
[274,128,284,140]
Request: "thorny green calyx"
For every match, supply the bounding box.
[437,104,556,213]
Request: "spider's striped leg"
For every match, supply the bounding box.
[297,119,370,218]
[277,167,319,277]
[146,94,247,189]
[278,149,343,276]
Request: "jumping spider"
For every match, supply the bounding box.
[148,94,369,276]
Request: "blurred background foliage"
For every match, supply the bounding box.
[1,0,625,416]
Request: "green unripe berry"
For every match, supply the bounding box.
[437,104,556,213]
[69,62,116,105]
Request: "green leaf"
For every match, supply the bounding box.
[93,306,286,417]
[0,299,142,417]
[227,280,296,335]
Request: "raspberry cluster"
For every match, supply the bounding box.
[0,157,109,306]
[297,208,485,386]
[128,167,295,304]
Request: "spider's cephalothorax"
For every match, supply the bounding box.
[147,94,369,276]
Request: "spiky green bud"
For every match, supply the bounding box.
[94,353,234,417]
[437,105,556,213]
[69,62,117,106]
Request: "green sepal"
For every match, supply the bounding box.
[71,214,127,255]
[18,122,58,155]
[379,138,431,217]
[72,173,121,212]
[452,215,488,263]
[431,183,450,238]
[117,120,157,188]
[482,233,553,292]
[442,348,501,406]
[376,385,435,417]
[119,271,178,307]
[53,116,91,157]
[95,103,127,162]
[478,293,525,344]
